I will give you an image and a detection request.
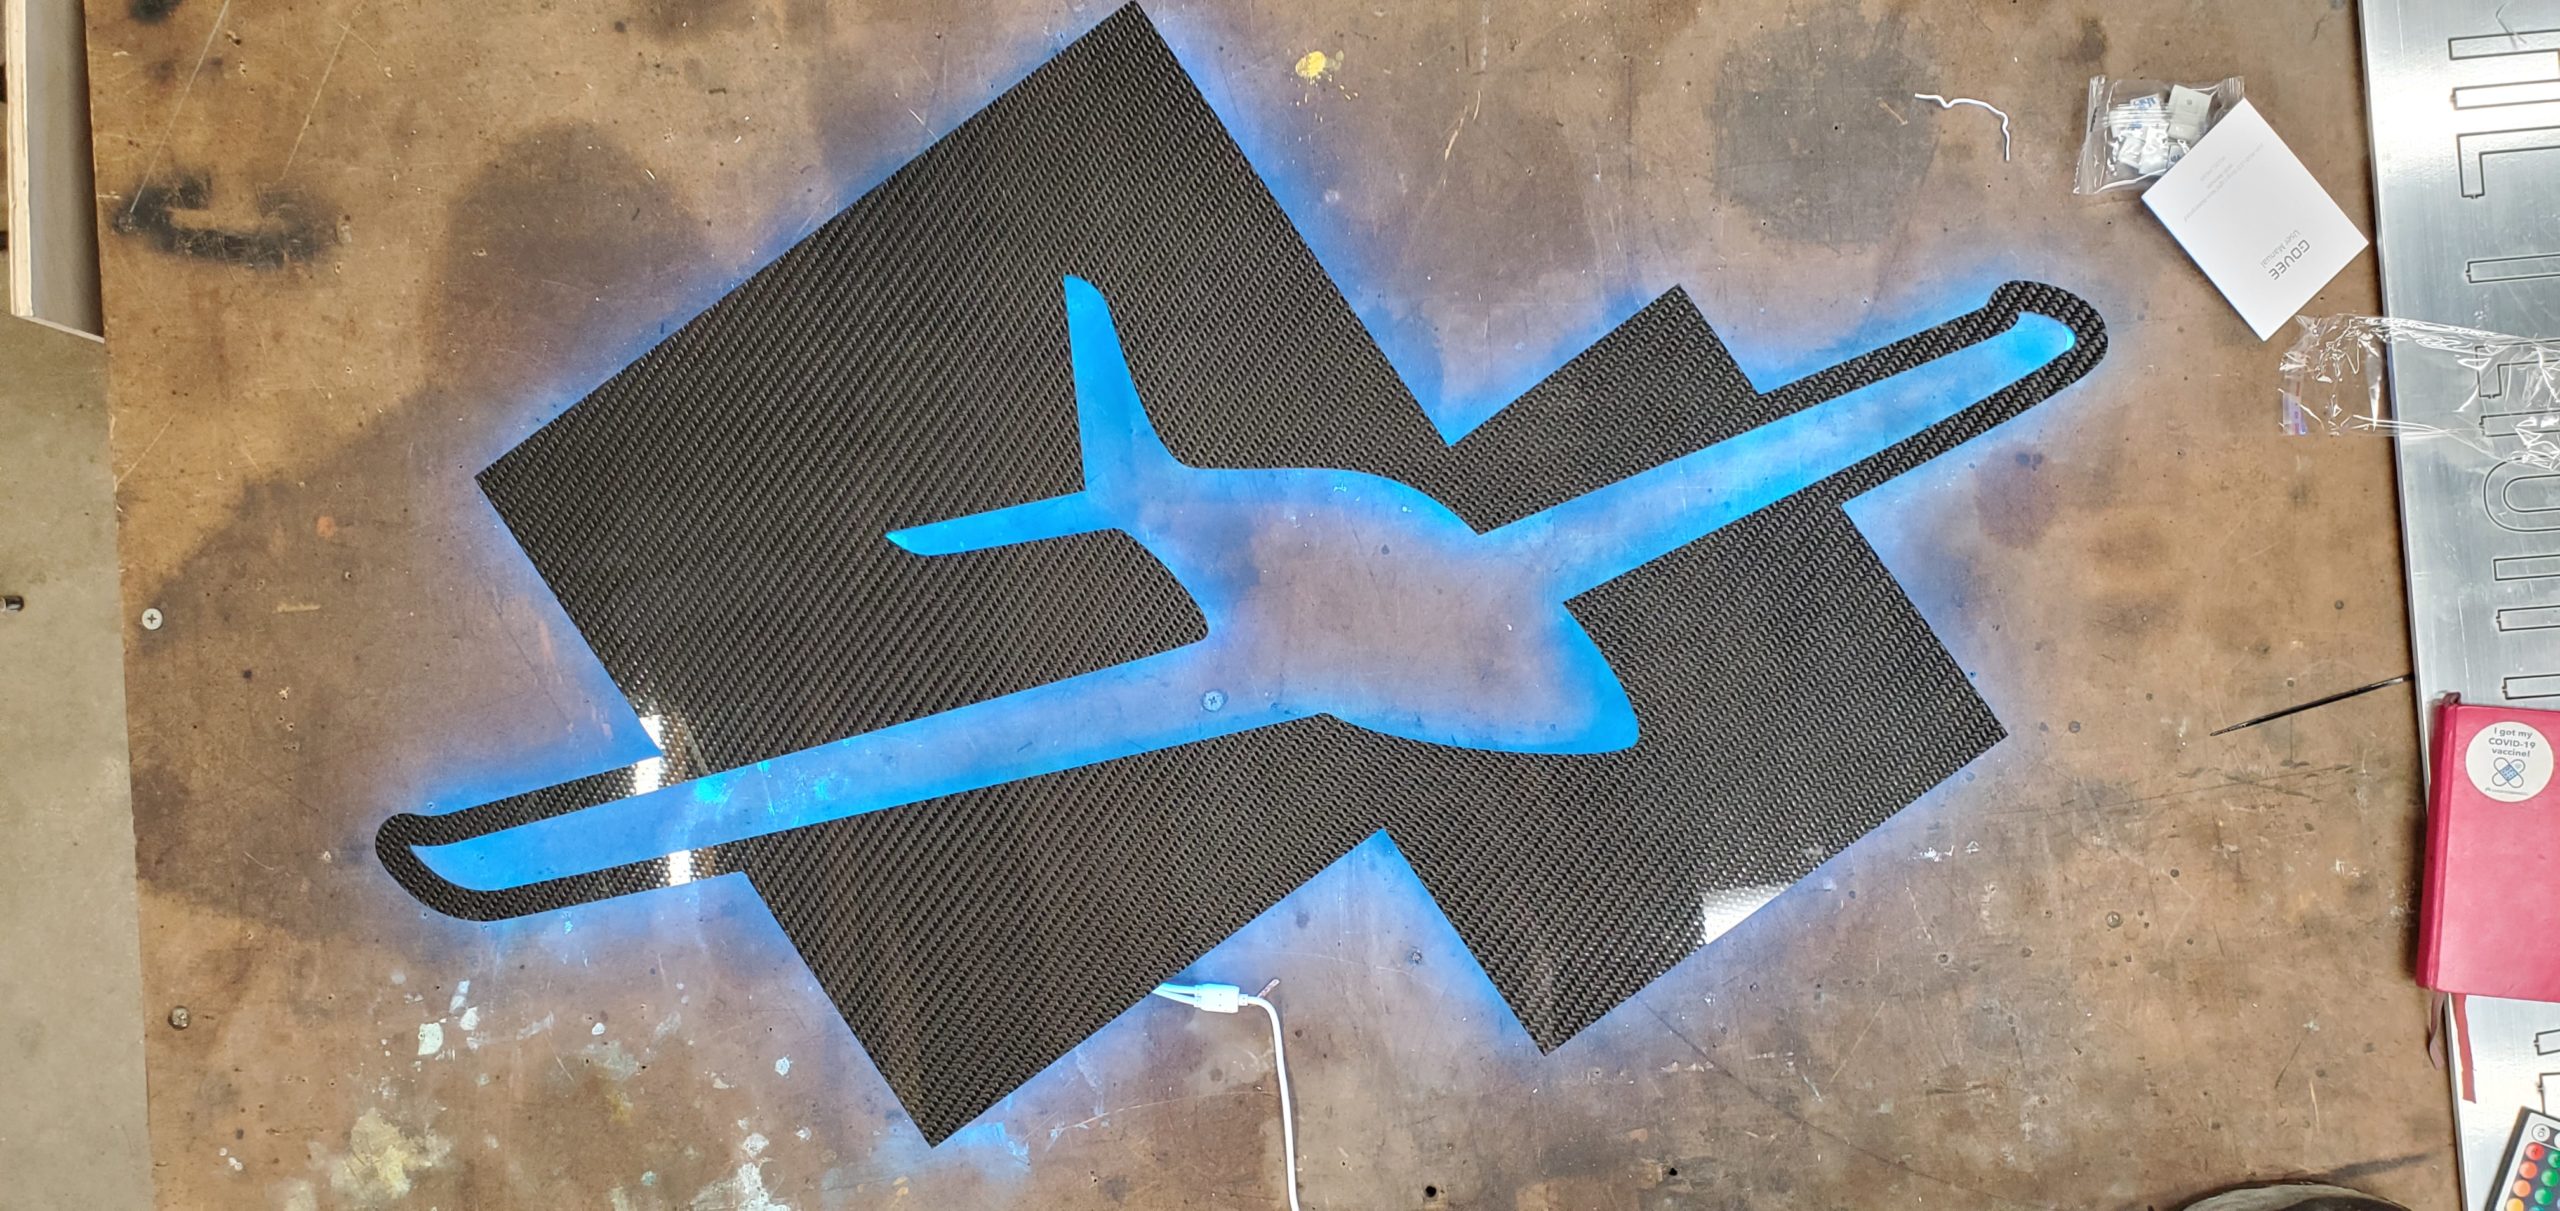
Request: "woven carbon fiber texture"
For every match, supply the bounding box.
[379,3,2107,1142]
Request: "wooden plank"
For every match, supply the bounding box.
[78,2,2442,1207]
[8,0,98,334]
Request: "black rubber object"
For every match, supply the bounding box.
[378,3,2108,1142]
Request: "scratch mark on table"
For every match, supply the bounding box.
[2271,1023,2311,1090]
[1903,884,1940,946]
[279,8,363,184]
[1637,998,2050,1210]
[127,0,235,220]
[1822,991,1891,1090]
[2319,1150,2435,1184]
[1442,82,1484,160]
[1989,764,2350,822]
[1043,1091,1231,1147]
[114,416,176,488]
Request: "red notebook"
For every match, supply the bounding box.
[2421,697,2560,1000]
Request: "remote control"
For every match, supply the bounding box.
[2494,1109,2560,1210]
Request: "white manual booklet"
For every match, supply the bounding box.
[2142,100,2369,340]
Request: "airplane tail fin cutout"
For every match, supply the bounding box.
[886,277,1168,557]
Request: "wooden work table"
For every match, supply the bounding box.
[84,1,2433,1206]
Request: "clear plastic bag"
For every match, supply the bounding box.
[2073,75,2245,195]
[2279,314,2560,468]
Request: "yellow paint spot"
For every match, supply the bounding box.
[1294,50,1333,81]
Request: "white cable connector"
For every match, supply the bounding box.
[1152,980,1243,1014]
[1151,981,1301,1211]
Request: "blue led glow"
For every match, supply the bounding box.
[413,275,2073,893]
[380,15,2115,1165]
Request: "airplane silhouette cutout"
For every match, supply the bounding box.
[390,274,2080,896]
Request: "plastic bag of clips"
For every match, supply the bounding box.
[2280,314,2560,469]
[2074,75,2245,195]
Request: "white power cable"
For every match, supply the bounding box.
[1152,981,1301,1211]
[1913,92,2014,162]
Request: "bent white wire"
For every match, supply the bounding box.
[1915,92,2013,161]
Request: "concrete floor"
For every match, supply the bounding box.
[0,314,152,1208]
[77,0,2447,1208]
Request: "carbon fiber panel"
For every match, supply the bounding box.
[378,4,2107,1141]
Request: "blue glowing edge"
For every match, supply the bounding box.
[378,5,2103,1158]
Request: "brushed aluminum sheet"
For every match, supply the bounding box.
[2361,4,2560,1205]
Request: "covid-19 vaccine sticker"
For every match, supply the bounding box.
[2467,719,2555,803]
